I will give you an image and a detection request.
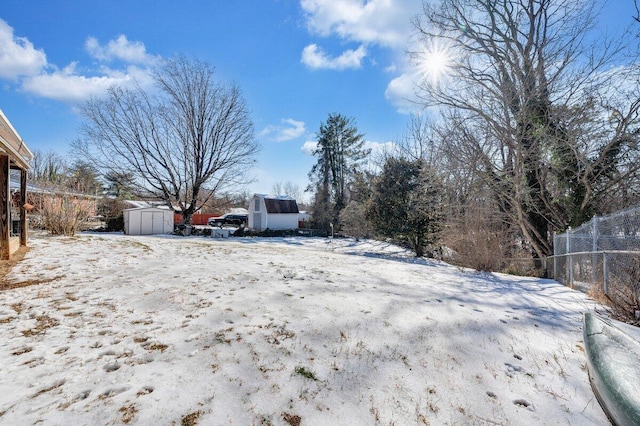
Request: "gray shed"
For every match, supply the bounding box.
[123,206,174,235]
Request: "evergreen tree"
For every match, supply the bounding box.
[67,161,103,194]
[308,113,369,230]
[104,171,137,199]
[367,157,443,257]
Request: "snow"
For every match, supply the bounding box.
[1,233,608,425]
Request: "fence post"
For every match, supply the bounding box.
[567,227,573,288]
[592,216,598,283]
[603,251,609,295]
[552,232,556,280]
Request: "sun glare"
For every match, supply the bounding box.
[417,39,455,85]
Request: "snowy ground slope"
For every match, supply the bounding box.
[0,233,608,425]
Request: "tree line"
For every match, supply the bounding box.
[306,112,444,258]
[306,0,640,269]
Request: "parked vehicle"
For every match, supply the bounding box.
[207,213,248,228]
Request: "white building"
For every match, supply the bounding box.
[248,194,300,231]
[123,206,174,235]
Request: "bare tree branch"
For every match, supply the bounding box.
[76,56,259,225]
[414,0,638,258]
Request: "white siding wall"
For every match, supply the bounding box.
[124,208,174,235]
[248,195,267,231]
[266,213,298,230]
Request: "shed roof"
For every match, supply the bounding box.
[263,196,299,214]
[124,206,172,212]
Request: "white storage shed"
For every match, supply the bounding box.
[123,206,174,235]
[248,194,300,231]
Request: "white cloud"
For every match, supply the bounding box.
[301,140,318,155]
[385,64,397,73]
[0,20,157,103]
[85,35,157,64]
[21,61,155,102]
[385,71,422,114]
[365,139,398,159]
[20,63,137,102]
[260,118,306,142]
[0,19,47,79]
[299,0,425,110]
[301,138,397,157]
[300,0,419,48]
[301,44,366,70]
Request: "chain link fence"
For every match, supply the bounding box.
[547,205,640,317]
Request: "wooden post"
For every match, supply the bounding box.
[0,154,9,260]
[20,168,27,246]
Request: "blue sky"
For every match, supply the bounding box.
[0,1,636,199]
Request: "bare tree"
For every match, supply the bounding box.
[414,0,638,258]
[29,150,67,185]
[77,56,259,225]
[393,114,439,166]
[272,182,284,196]
[272,181,304,201]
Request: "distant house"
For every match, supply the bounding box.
[11,181,99,218]
[298,211,312,228]
[248,194,299,231]
[0,109,33,259]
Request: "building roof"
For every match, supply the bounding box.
[227,207,248,215]
[123,200,154,209]
[10,180,101,199]
[124,206,173,212]
[0,109,33,170]
[123,200,173,209]
[263,197,299,214]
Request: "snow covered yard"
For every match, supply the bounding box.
[1,233,608,425]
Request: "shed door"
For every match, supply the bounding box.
[141,212,153,234]
[253,213,262,231]
[152,212,164,234]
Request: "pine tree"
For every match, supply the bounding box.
[308,113,369,230]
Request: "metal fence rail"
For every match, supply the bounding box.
[549,206,640,314]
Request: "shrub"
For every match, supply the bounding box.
[339,201,374,240]
[105,214,124,232]
[242,228,299,237]
[41,195,93,236]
